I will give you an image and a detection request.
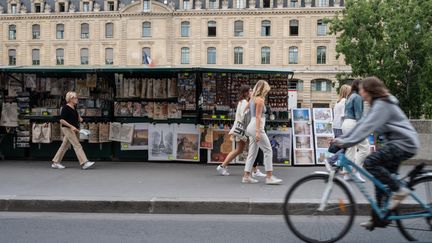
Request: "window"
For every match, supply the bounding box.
[56,24,64,39]
[234,47,243,64]
[32,49,40,65]
[9,25,16,40]
[59,3,65,12]
[289,20,299,36]
[312,79,332,92]
[318,0,327,7]
[317,19,327,36]
[8,49,16,65]
[183,0,191,9]
[56,48,64,65]
[32,24,40,39]
[263,0,271,8]
[261,20,271,36]
[236,0,245,8]
[108,1,115,11]
[181,21,190,37]
[207,47,216,64]
[317,46,326,64]
[142,22,151,37]
[105,48,114,65]
[208,21,216,37]
[11,4,17,14]
[83,2,90,12]
[80,48,89,65]
[261,46,270,64]
[289,79,303,90]
[313,103,330,108]
[234,20,243,37]
[290,0,297,7]
[181,47,189,64]
[81,23,89,39]
[106,23,113,38]
[142,47,151,64]
[143,0,150,11]
[289,46,298,64]
[35,3,41,12]
[209,0,217,9]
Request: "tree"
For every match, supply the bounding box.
[329,0,432,118]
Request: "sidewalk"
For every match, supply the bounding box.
[0,161,425,215]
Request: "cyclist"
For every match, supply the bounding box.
[333,77,420,229]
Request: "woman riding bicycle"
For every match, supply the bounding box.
[333,77,420,229]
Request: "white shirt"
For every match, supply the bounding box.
[235,99,248,122]
[333,98,346,129]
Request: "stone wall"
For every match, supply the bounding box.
[410,120,432,163]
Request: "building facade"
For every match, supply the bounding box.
[0,0,351,108]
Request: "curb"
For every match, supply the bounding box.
[0,199,408,215]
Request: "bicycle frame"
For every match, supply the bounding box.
[322,153,432,221]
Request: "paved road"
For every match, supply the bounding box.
[0,212,409,243]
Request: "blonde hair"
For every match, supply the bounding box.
[65,91,77,103]
[338,84,351,102]
[252,80,271,98]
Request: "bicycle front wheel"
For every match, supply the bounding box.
[283,174,356,243]
[396,175,432,241]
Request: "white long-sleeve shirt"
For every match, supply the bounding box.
[333,98,346,129]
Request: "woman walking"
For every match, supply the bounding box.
[51,91,95,170]
[341,79,369,182]
[333,84,351,138]
[217,85,266,178]
[242,80,282,185]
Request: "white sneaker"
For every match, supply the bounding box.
[217,165,230,176]
[242,176,259,184]
[82,161,95,170]
[51,163,65,169]
[343,174,352,181]
[252,169,266,178]
[389,187,410,210]
[266,176,283,185]
[354,172,366,183]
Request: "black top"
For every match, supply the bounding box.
[60,105,79,129]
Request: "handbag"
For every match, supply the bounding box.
[232,109,251,137]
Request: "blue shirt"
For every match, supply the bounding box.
[344,92,363,121]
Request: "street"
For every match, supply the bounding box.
[0,212,408,243]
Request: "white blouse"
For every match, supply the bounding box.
[333,98,346,129]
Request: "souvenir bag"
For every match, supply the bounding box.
[231,107,251,140]
[98,123,110,143]
[51,122,63,141]
[0,102,19,127]
[88,123,99,143]
[32,123,52,143]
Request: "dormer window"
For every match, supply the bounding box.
[11,4,17,13]
[83,2,90,11]
[35,3,41,12]
[143,0,150,12]
[183,0,190,9]
[59,2,65,12]
[108,1,114,10]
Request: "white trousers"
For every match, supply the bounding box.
[341,119,370,167]
[244,118,273,172]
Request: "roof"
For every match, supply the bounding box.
[0,65,294,75]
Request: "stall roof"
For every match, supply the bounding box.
[0,66,294,75]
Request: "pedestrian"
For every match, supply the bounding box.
[333,77,419,229]
[51,91,95,170]
[341,79,369,182]
[217,85,266,178]
[242,80,282,185]
[333,84,351,138]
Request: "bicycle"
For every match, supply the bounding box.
[283,152,432,243]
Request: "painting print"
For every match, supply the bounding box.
[315,122,333,135]
[208,129,233,164]
[313,108,333,122]
[293,108,310,122]
[109,122,134,143]
[316,136,333,149]
[267,130,292,166]
[148,124,174,161]
[294,149,315,165]
[199,126,213,149]
[173,124,200,162]
[294,122,312,135]
[295,136,311,149]
[292,108,315,165]
[121,123,149,150]
[316,148,333,165]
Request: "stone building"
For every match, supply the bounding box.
[0,0,351,107]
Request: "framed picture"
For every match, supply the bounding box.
[314,122,333,135]
[121,123,149,150]
[316,136,333,149]
[267,130,292,166]
[292,108,315,166]
[294,149,315,165]
[292,108,310,122]
[148,124,174,161]
[207,129,234,164]
[173,124,200,162]
[294,122,312,135]
[312,108,333,122]
[294,135,312,149]
[316,148,333,165]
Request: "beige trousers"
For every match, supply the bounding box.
[341,119,370,167]
[52,127,88,165]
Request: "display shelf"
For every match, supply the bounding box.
[113,117,197,124]
[113,97,178,102]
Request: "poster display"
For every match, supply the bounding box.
[148,124,174,161]
[207,129,234,164]
[109,122,134,143]
[313,108,335,165]
[268,130,292,166]
[121,123,149,150]
[292,108,315,165]
[199,126,213,149]
[173,124,200,162]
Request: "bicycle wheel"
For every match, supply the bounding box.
[396,175,432,241]
[283,174,356,243]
